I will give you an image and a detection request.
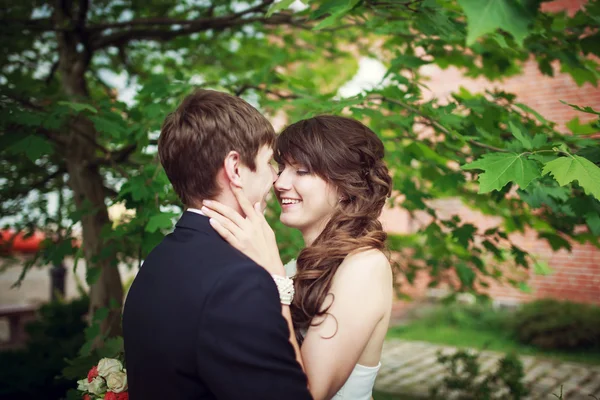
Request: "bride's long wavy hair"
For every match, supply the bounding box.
[275,115,392,344]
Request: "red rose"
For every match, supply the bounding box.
[83,395,90,400]
[104,392,117,400]
[87,366,99,382]
[115,393,128,400]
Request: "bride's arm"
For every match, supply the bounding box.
[299,250,391,400]
[282,304,305,369]
[201,191,391,398]
[256,251,390,400]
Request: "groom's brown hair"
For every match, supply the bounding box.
[158,89,275,206]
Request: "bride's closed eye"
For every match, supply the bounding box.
[276,162,310,176]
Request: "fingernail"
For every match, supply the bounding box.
[201,206,208,213]
[203,200,211,206]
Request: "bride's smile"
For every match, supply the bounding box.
[275,162,338,246]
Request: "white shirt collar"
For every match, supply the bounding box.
[186,208,205,216]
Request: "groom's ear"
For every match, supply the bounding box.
[223,150,243,187]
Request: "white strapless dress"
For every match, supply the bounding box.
[284,260,381,400]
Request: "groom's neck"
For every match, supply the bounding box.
[189,192,244,217]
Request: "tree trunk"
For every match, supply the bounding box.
[63,116,124,340]
[54,1,123,341]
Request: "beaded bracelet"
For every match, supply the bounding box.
[271,274,295,305]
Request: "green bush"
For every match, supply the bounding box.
[0,296,88,400]
[430,349,528,400]
[512,299,600,351]
[418,301,511,332]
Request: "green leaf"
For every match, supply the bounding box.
[462,153,541,193]
[482,240,504,260]
[539,232,572,251]
[267,0,297,16]
[509,121,532,149]
[531,134,548,149]
[585,212,600,236]
[514,102,549,125]
[518,282,533,293]
[57,101,98,114]
[581,33,600,57]
[84,322,101,341]
[533,260,553,276]
[452,224,477,248]
[559,101,600,116]
[390,55,430,70]
[98,336,124,358]
[93,307,110,322]
[313,13,341,30]
[90,114,128,140]
[511,245,528,268]
[7,135,54,162]
[566,117,598,135]
[146,213,175,233]
[458,0,532,46]
[406,142,448,165]
[560,61,599,87]
[312,0,360,30]
[62,354,97,379]
[456,263,476,288]
[542,155,600,199]
[79,340,93,357]
[86,266,102,286]
[577,147,600,163]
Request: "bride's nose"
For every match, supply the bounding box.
[274,170,292,192]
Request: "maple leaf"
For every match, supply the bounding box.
[462,153,541,193]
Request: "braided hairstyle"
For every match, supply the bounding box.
[275,115,392,344]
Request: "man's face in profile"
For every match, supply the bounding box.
[238,145,277,212]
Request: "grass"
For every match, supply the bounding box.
[373,391,421,400]
[386,303,600,366]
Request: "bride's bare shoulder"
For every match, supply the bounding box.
[336,248,391,281]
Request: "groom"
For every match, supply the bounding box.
[123,90,311,399]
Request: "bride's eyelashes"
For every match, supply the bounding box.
[277,165,310,177]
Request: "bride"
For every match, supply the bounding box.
[202,115,394,400]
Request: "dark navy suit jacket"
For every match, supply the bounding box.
[123,211,311,399]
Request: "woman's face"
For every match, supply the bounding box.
[274,161,338,241]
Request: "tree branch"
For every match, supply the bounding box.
[233,84,299,100]
[117,45,144,79]
[0,18,55,31]
[45,61,60,85]
[2,92,45,111]
[77,0,90,28]
[109,144,137,163]
[88,0,274,31]
[90,7,300,50]
[373,95,508,153]
[1,93,67,145]
[1,168,67,200]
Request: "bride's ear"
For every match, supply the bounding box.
[223,151,243,188]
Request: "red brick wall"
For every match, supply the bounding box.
[383,0,600,308]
